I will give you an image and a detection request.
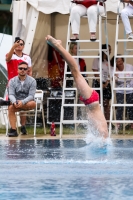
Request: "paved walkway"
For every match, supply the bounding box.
[0,134,133,140]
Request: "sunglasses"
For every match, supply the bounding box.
[18,67,28,71]
[19,43,24,46]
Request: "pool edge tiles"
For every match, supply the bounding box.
[0,133,133,140]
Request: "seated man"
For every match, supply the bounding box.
[121,0,133,39]
[46,35,108,138]
[8,61,36,137]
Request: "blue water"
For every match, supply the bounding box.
[0,138,133,200]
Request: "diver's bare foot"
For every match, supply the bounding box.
[46,35,62,50]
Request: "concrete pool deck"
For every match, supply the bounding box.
[0,133,133,140]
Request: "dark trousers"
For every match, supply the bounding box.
[116,93,133,120]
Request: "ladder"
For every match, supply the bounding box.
[60,0,111,138]
[109,1,133,136]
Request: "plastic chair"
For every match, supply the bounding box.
[33,90,46,136]
[0,97,9,136]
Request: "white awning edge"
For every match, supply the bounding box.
[27,0,124,14]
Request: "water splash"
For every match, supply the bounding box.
[80,120,113,156]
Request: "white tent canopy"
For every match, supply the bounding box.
[27,0,122,14]
[27,0,70,14]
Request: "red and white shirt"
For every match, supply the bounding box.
[74,0,103,8]
[6,53,31,81]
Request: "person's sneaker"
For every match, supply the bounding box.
[117,124,123,130]
[128,33,133,39]
[130,124,133,129]
[20,126,27,135]
[51,133,56,136]
[70,35,79,41]
[8,128,18,137]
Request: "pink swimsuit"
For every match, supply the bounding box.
[80,90,99,105]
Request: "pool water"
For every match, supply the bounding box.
[0,138,133,200]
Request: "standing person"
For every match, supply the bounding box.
[92,44,112,123]
[6,37,32,81]
[6,38,32,135]
[110,56,133,129]
[46,35,108,138]
[70,0,105,41]
[121,0,133,39]
[8,62,36,137]
[67,42,87,87]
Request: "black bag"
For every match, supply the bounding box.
[35,78,51,90]
[0,99,10,106]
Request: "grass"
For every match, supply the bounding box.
[0,124,76,135]
[111,124,133,135]
[0,124,133,136]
